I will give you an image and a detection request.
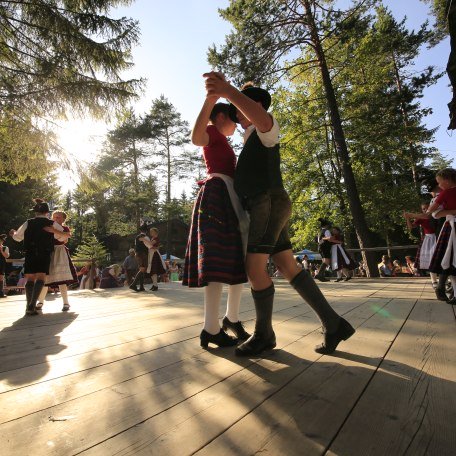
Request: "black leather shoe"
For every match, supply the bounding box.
[25,307,39,316]
[315,275,329,282]
[447,297,456,305]
[129,284,138,292]
[344,276,352,282]
[150,285,158,291]
[235,331,276,357]
[138,287,146,292]
[200,329,238,349]
[435,288,448,301]
[315,317,355,354]
[222,316,251,341]
[335,278,343,282]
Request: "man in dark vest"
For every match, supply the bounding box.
[11,199,67,315]
[204,72,355,356]
[129,223,149,292]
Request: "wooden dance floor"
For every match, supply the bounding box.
[1,278,455,455]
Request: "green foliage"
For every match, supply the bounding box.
[0,177,58,235]
[73,235,108,265]
[0,0,144,184]
[211,1,443,252]
[421,0,451,43]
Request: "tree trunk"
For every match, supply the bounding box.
[132,140,141,228]
[166,132,171,259]
[302,0,378,276]
[391,52,418,190]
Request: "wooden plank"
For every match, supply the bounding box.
[189,298,416,456]
[75,299,396,456]
[326,299,456,456]
[0,299,365,455]
[0,293,322,420]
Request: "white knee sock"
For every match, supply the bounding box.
[204,282,223,334]
[38,286,48,304]
[336,270,342,278]
[59,284,69,305]
[430,272,438,284]
[225,283,244,322]
[152,274,158,286]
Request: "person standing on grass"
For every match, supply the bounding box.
[183,97,250,349]
[204,72,355,356]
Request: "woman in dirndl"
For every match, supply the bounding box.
[330,227,356,282]
[183,99,250,349]
[426,168,456,304]
[36,210,78,311]
[142,227,167,291]
[404,202,437,285]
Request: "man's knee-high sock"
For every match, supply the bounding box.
[226,283,243,322]
[204,282,223,334]
[37,286,48,304]
[336,270,342,279]
[438,272,449,290]
[316,262,327,277]
[152,274,158,286]
[25,281,34,307]
[131,270,143,287]
[430,272,438,284]
[29,280,45,310]
[251,284,275,336]
[59,284,69,304]
[291,270,340,332]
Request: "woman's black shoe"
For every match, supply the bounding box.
[344,276,352,282]
[129,285,138,292]
[222,316,251,341]
[235,331,276,357]
[335,278,343,282]
[315,317,355,354]
[200,329,238,349]
[435,288,448,301]
[150,285,158,291]
[447,297,456,305]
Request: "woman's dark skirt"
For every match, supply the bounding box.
[334,245,356,271]
[149,251,166,275]
[428,221,456,275]
[183,177,247,287]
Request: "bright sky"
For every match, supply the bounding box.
[57,0,454,195]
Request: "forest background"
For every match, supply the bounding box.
[0,0,453,276]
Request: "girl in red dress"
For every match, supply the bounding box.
[426,168,456,303]
[183,97,250,348]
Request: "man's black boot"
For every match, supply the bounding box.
[235,284,276,357]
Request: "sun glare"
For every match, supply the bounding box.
[56,119,109,192]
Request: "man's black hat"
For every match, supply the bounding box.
[318,218,332,227]
[422,178,438,193]
[31,199,50,213]
[228,86,272,123]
